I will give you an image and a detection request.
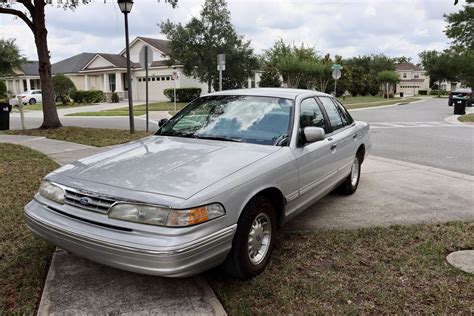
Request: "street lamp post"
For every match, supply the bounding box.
[118,0,135,133]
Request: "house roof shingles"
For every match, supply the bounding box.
[395,62,424,71]
[20,61,40,75]
[52,53,96,74]
[138,37,171,55]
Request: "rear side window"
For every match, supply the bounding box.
[318,97,344,131]
[333,99,354,126]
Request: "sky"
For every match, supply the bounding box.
[0,0,463,64]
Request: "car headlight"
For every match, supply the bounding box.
[38,181,65,204]
[108,203,225,227]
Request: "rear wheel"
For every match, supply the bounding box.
[224,195,276,279]
[338,153,362,195]
[29,98,37,105]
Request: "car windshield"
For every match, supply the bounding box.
[156,95,294,146]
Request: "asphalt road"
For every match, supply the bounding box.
[350,98,474,175]
[8,97,474,175]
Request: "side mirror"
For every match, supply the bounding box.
[302,127,325,143]
[158,118,168,128]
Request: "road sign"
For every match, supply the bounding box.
[332,63,342,71]
[139,45,152,68]
[332,69,342,80]
[217,54,226,71]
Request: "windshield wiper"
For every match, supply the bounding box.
[194,135,242,143]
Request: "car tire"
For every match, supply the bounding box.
[29,98,37,105]
[338,153,362,195]
[224,195,276,279]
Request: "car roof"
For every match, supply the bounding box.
[202,88,333,99]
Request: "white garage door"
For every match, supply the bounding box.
[136,75,175,101]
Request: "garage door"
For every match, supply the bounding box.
[136,75,175,101]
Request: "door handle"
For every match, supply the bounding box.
[330,144,337,151]
[352,134,357,139]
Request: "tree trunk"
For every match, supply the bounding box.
[207,79,212,93]
[33,1,61,128]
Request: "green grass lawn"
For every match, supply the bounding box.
[338,95,400,104]
[0,144,58,313]
[67,101,187,117]
[458,113,474,122]
[208,222,473,314]
[344,97,420,110]
[2,127,151,147]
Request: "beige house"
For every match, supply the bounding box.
[4,37,208,102]
[394,63,430,96]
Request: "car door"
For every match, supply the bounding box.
[317,96,357,182]
[291,97,337,212]
[34,90,43,103]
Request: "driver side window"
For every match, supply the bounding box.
[300,98,328,133]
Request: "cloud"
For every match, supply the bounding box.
[0,0,464,63]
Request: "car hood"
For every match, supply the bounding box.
[54,136,281,199]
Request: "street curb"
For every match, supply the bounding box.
[444,107,474,126]
[369,155,474,182]
[348,98,425,112]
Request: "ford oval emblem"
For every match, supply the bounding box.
[79,197,91,205]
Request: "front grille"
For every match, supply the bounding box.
[64,189,116,214]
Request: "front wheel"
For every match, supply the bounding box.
[338,154,361,195]
[29,98,37,105]
[224,196,276,279]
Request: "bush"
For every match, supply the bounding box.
[71,90,105,103]
[111,92,119,103]
[164,88,201,102]
[418,90,428,95]
[53,74,76,104]
[429,90,448,96]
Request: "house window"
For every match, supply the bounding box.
[414,73,419,79]
[166,76,171,81]
[403,73,407,78]
[152,77,156,81]
[108,74,116,92]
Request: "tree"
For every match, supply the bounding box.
[0,81,6,98]
[53,74,76,104]
[161,0,257,93]
[258,64,282,88]
[0,39,25,77]
[419,50,459,96]
[444,0,474,50]
[0,0,177,128]
[392,56,412,64]
[377,71,400,98]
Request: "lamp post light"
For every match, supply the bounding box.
[118,0,135,133]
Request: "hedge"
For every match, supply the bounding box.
[164,88,201,102]
[429,90,449,96]
[71,90,105,103]
[418,90,428,95]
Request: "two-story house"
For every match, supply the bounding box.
[394,62,430,96]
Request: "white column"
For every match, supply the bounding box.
[115,72,123,92]
[26,78,31,91]
[103,73,109,92]
[84,75,89,90]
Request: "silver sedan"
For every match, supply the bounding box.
[25,88,370,279]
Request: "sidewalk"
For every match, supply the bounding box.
[11,101,132,118]
[444,106,474,126]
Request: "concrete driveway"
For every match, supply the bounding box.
[285,155,474,231]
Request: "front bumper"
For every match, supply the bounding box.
[24,199,236,277]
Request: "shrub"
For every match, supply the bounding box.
[71,90,105,103]
[53,74,76,104]
[111,92,119,103]
[164,88,201,102]
[418,90,428,95]
[429,90,448,96]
